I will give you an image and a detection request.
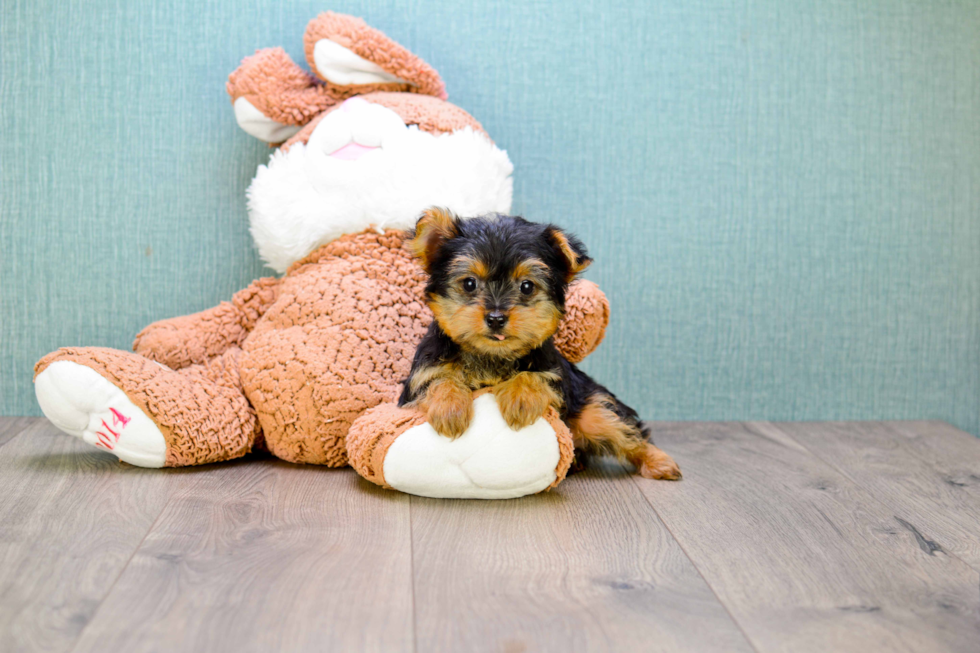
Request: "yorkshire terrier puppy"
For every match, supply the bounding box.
[399,207,681,480]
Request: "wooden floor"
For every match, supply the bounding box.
[1,419,978,652]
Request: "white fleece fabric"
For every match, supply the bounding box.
[35,361,167,468]
[247,99,514,272]
[313,39,410,86]
[233,97,303,143]
[382,393,561,499]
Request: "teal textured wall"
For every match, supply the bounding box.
[2,1,979,434]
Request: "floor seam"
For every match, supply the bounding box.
[409,495,419,653]
[629,472,763,653]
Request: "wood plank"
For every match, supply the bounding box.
[70,463,414,653]
[410,461,754,653]
[635,421,980,653]
[769,421,980,571]
[0,420,174,653]
[0,416,39,448]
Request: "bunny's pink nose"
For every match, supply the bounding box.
[329,142,378,160]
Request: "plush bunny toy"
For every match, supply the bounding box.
[33,12,610,499]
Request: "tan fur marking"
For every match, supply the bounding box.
[447,254,489,282]
[511,258,547,281]
[494,371,563,431]
[469,258,489,279]
[507,302,562,349]
[635,443,682,480]
[430,296,486,345]
[407,207,459,272]
[549,230,591,281]
[419,377,473,439]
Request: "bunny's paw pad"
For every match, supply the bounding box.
[35,361,167,468]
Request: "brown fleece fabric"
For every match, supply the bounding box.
[279,91,486,153]
[346,389,575,491]
[346,402,429,488]
[359,92,487,137]
[240,230,430,467]
[303,12,447,100]
[133,276,280,371]
[553,280,609,364]
[227,47,340,126]
[542,407,576,490]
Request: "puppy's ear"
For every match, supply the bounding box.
[408,207,460,273]
[545,226,592,282]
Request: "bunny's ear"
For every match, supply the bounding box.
[303,12,447,100]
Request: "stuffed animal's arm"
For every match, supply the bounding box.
[553,280,610,363]
[132,277,281,370]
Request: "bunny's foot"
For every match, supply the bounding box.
[35,359,167,467]
[34,347,259,467]
[347,393,575,499]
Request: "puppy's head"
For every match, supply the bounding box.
[408,207,592,359]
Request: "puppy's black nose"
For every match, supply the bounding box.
[485,312,508,330]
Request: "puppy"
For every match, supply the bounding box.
[399,207,681,480]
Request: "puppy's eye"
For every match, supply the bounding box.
[462,278,477,292]
[520,280,535,296]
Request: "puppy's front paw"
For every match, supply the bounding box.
[495,373,557,431]
[498,394,549,431]
[425,382,473,439]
